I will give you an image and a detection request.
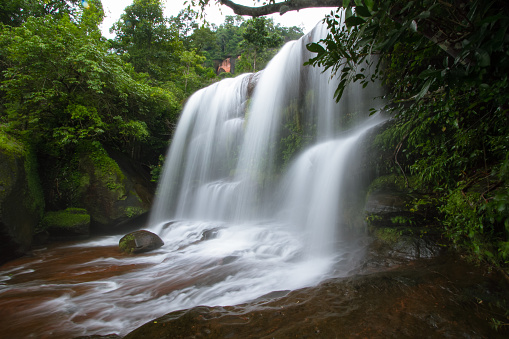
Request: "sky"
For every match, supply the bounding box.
[99,0,334,38]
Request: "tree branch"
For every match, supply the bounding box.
[218,1,474,66]
[219,0,342,17]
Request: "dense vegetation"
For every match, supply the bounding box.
[0,0,303,210]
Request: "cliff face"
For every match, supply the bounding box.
[217,58,231,74]
[0,135,44,264]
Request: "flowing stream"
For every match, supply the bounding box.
[0,23,387,338]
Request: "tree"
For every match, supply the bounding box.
[173,8,200,48]
[213,15,245,59]
[0,0,94,27]
[111,0,183,82]
[0,14,179,161]
[187,0,340,17]
[179,50,207,93]
[241,17,283,71]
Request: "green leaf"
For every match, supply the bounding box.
[418,69,441,79]
[475,50,490,67]
[417,11,430,19]
[345,7,353,21]
[306,43,325,54]
[355,6,372,18]
[343,0,350,9]
[364,0,374,11]
[345,16,366,28]
[416,78,433,100]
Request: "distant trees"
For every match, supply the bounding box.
[110,0,182,82]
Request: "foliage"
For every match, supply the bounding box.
[241,17,283,72]
[149,154,165,182]
[0,0,99,27]
[110,0,183,83]
[41,207,90,230]
[0,13,179,161]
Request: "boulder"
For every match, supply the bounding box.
[0,132,44,264]
[41,208,90,239]
[79,145,152,230]
[119,230,164,254]
[40,142,154,233]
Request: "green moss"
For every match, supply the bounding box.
[0,128,25,156]
[119,234,135,254]
[76,142,126,200]
[88,144,125,191]
[374,228,402,244]
[0,130,44,220]
[41,208,90,229]
[124,206,145,218]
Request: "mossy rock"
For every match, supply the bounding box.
[119,230,164,254]
[0,130,44,264]
[41,208,90,238]
[69,142,152,229]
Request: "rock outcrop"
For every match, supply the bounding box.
[40,142,155,234]
[41,208,90,239]
[0,133,44,264]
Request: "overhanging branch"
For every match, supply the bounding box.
[219,0,342,17]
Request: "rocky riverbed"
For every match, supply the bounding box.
[1,231,508,339]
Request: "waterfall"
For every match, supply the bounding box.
[144,19,385,310]
[150,22,384,252]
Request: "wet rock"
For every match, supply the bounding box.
[365,191,412,214]
[40,142,155,234]
[365,232,444,269]
[162,220,179,230]
[79,146,152,231]
[41,208,90,239]
[201,228,220,240]
[74,334,121,339]
[364,174,444,264]
[119,230,164,254]
[0,135,44,264]
[124,256,509,339]
[220,255,238,265]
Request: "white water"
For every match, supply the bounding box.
[0,22,385,338]
[146,19,384,313]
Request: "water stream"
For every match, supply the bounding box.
[0,23,387,338]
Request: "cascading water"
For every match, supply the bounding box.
[0,22,385,338]
[149,21,384,257]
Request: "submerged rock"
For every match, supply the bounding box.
[119,230,164,254]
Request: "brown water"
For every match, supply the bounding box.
[127,255,509,338]
[0,221,362,338]
[1,235,508,338]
